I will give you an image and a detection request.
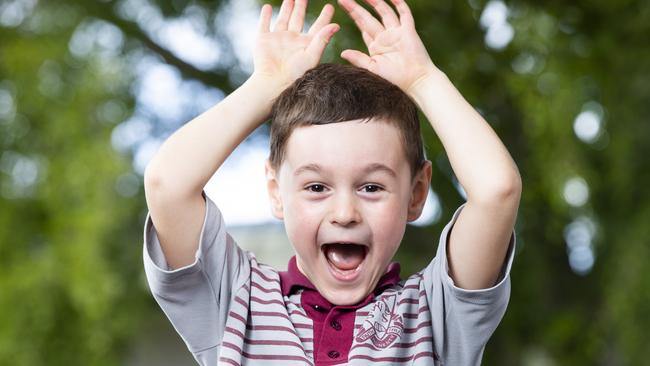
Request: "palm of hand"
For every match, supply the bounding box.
[365,27,434,91]
[252,1,339,90]
[339,0,437,92]
[254,31,315,84]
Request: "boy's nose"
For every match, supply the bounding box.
[329,193,361,226]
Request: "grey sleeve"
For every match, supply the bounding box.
[142,192,250,363]
[424,203,516,366]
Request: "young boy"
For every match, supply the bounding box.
[142,0,521,365]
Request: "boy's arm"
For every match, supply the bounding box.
[339,0,521,290]
[144,0,340,269]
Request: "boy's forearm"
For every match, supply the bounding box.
[145,75,284,196]
[408,69,521,202]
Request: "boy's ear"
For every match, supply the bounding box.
[265,160,284,220]
[407,160,432,222]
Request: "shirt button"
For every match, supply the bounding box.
[327,350,340,359]
[313,305,325,312]
[330,320,342,331]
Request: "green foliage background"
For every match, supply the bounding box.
[1,0,648,364]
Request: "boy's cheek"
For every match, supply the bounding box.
[371,209,408,252]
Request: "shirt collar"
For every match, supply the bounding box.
[279,256,401,299]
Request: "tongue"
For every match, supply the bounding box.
[325,243,366,270]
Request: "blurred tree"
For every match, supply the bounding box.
[0,0,648,365]
[0,2,147,365]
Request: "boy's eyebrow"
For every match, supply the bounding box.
[293,163,397,178]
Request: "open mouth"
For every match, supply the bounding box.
[322,243,368,281]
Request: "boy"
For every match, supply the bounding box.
[142,0,521,365]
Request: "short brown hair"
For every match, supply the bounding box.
[269,63,425,177]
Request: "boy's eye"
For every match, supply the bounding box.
[306,184,326,193]
[361,184,383,193]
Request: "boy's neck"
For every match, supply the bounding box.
[279,256,401,307]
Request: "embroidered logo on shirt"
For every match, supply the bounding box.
[356,294,403,349]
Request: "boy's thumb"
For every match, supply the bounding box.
[307,24,339,57]
[341,50,372,70]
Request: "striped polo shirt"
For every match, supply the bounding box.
[143,194,515,365]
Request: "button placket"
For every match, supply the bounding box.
[317,309,346,362]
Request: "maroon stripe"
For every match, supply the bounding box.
[222,343,311,363]
[251,267,280,284]
[289,309,308,317]
[349,352,434,363]
[218,357,240,366]
[403,321,432,334]
[230,323,308,342]
[234,296,247,307]
[351,336,433,351]
[250,296,285,306]
[250,311,313,328]
[397,306,431,319]
[257,263,277,272]
[228,311,246,324]
[398,298,420,305]
[348,354,415,362]
[222,341,242,353]
[391,336,433,349]
[414,351,436,360]
[224,343,312,364]
[246,324,300,336]
[225,331,314,350]
[251,282,283,294]
[251,310,291,320]
[240,351,311,363]
[293,323,312,329]
[419,289,426,297]
[244,338,304,349]
[224,326,244,339]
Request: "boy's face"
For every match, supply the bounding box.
[266,119,431,306]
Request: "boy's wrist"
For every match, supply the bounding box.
[247,72,292,98]
[405,67,448,102]
[233,73,291,123]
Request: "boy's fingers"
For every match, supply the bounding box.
[258,4,272,33]
[306,23,340,58]
[340,49,373,70]
[307,4,335,36]
[363,0,399,28]
[389,0,414,26]
[288,0,307,32]
[338,0,384,38]
[274,0,295,31]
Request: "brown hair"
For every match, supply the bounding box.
[269,63,425,177]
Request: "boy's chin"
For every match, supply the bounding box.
[319,285,371,306]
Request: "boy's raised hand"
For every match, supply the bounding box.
[338,0,436,93]
[254,0,340,89]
